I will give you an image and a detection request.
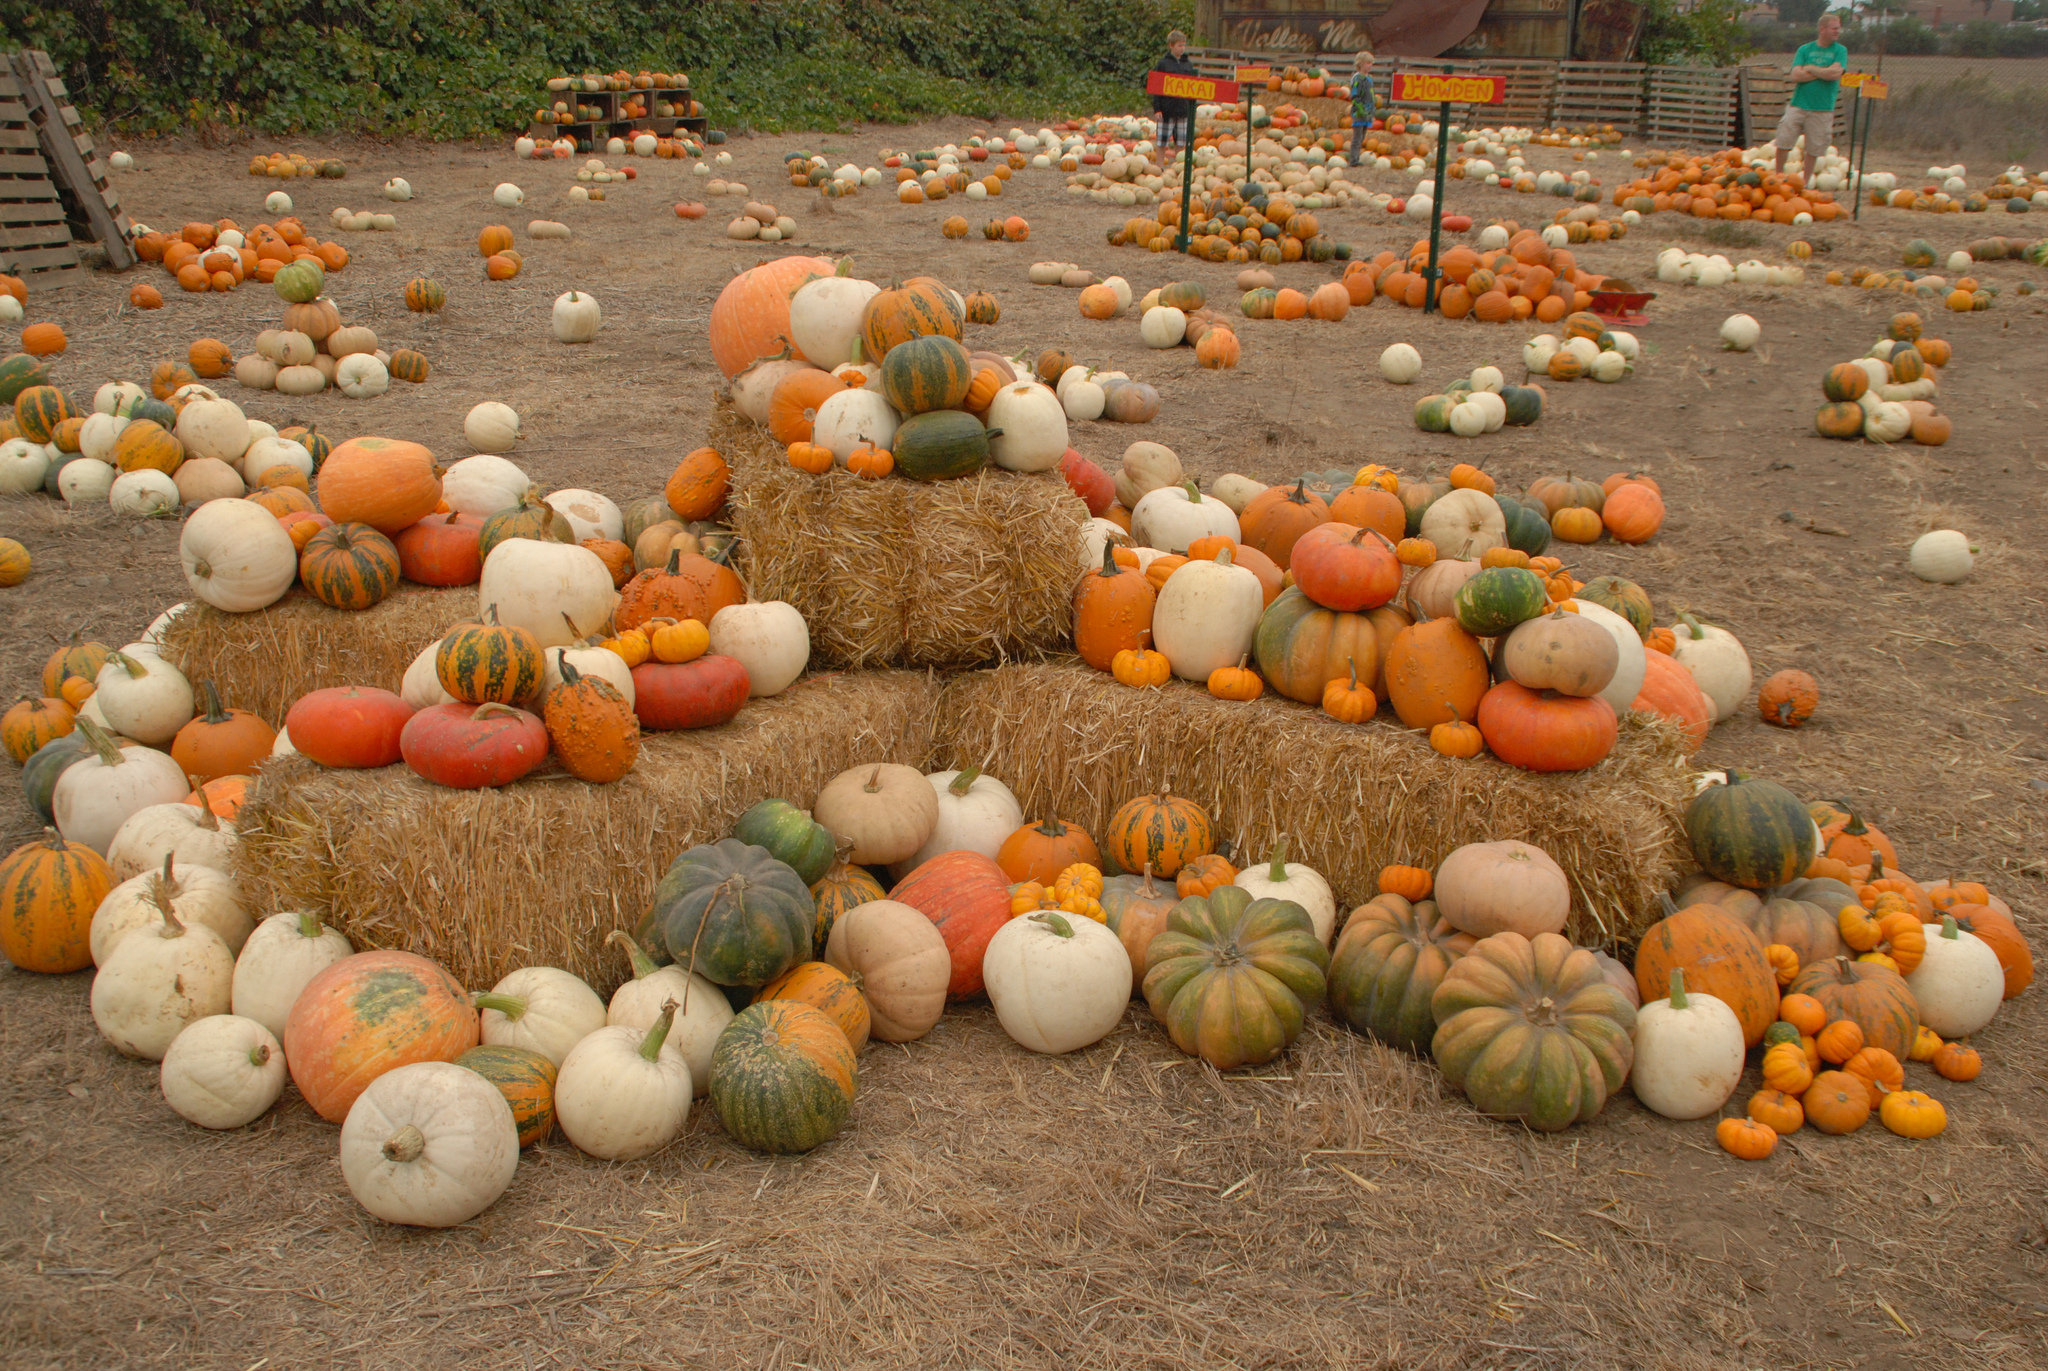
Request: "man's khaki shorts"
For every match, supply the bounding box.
[1774,106,1835,155]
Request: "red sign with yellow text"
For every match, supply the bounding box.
[1391,72,1506,105]
[1147,70,1241,104]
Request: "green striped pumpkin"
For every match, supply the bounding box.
[1684,771,1818,890]
[641,838,815,986]
[858,279,963,362]
[808,857,884,950]
[299,522,401,611]
[1240,287,1278,319]
[13,385,76,444]
[435,608,545,705]
[1413,395,1454,433]
[455,1044,557,1147]
[478,492,575,564]
[0,827,113,974]
[1453,567,1549,637]
[880,334,973,415]
[892,410,995,482]
[1104,790,1212,878]
[112,420,183,474]
[1253,586,1377,706]
[124,396,178,429]
[732,799,837,885]
[1327,893,1468,1055]
[1500,385,1544,427]
[0,352,51,406]
[708,1000,857,1153]
[1575,575,1652,641]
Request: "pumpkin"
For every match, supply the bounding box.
[983,910,1132,1054]
[642,838,815,987]
[1631,650,1712,752]
[1758,669,1819,728]
[1143,884,1329,1070]
[709,999,858,1152]
[54,718,191,855]
[1454,566,1549,637]
[616,547,745,631]
[888,850,1013,998]
[1685,771,1817,889]
[996,817,1101,887]
[1102,790,1211,879]
[1429,931,1637,1132]
[0,829,112,974]
[318,437,442,534]
[732,799,838,885]
[2,696,74,764]
[1433,840,1568,941]
[1931,1040,1981,1081]
[1762,1040,1815,1095]
[898,767,1025,875]
[437,609,545,706]
[1252,586,1378,707]
[880,334,974,415]
[1498,608,1618,697]
[1383,618,1490,729]
[1906,917,2004,1037]
[859,278,964,362]
[755,960,870,1052]
[339,1061,519,1225]
[631,654,749,730]
[824,898,950,1042]
[297,522,401,611]
[1073,545,1157,671]
[405,277,446,312]
[1602,482,1665,543]
[542,659,638,783]
[665,447,729,522]
[1787,956,1918,1059]
[1328,893,1472,1054]
[167,681,274,787]
[230,910,352,1041]
[159,1013,287,1129]
[90,900,234,1059]
[1574,576,1651,641]
[14,384,76,443]
[1942,903,2032,999]
[455,1044,557,1147]
[1804,1070,1876,1137]
[1477,682,1618,772]
[41,640,111,698]
[394,511,485,587]
[812,763,938,867]
[1630,968,1745,1119]
[1238,480,1332,570]
[1099,864,1180,983]
[283,950,480,1122]
[179,497,296,612]
[1633,895,1777,1048]
[1877,1089,1946,1139]
[474,965,607,1067]
[602,930,731,1093]
[1289,522,1401,612]
[1739,896,1844,968]
[283,686,412,768]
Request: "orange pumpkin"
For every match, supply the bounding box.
[754,961,871,1052]
[0,829,113,974]
[1634,898,1778,1047]
[996,818,1101,886]
[281,950,480,1123]
[315,437,443,534]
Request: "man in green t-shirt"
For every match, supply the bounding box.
[1773,11,1848,175]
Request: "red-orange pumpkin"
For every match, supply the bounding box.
[315,437,443,534]
[888,850,1013,999]
[281,950,480,1122]
[1635,900,1779,1047]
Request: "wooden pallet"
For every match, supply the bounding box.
[1550,61,1645,131]
[9,50,134,269]
[0,64,79,283]
[1737,64,1799,149]
[1643,65,1741,149]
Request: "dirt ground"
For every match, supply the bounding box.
[2,120,2046,1370]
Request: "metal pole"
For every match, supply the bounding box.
[1849,89,1868,222]
[1422,86,1452,315]
[1176,132,1196,252]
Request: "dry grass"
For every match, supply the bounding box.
[155,585,475,724]
[935,659,1696,944]
[230,670,938,991]
[712,399,1087,670]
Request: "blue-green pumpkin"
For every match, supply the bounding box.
[1452,567,1548,637]
[892,410,996,482]
[639,838,816,986]
[732,799,837,885]
[1685,771,1818,890]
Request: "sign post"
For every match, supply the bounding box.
[1390,70,1504,313]
[1842,74,1885,221]
[1236,62,1268,143]
[1147,68,1240,252]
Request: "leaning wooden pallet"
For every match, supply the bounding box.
[7,48,134,269]
[0,64,79,283]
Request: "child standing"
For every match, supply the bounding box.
[1347,51,1377,164]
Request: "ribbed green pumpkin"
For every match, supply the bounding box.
[1328,894,1470,1055]
[1429,930,1637,1132]
[0,352,51,406]
[1413,395,1454,433]
[1453,566,1549,637]
[13,385,76,444]
[1575,575,1652,640]
[1684,771,1818,889]
[708,1000,857,1153]
[880,335,973,415]
[1141,885,1329,1070]
[455,1044,557,1147]
[1253,586,1378,705]
[641,838,815,986]
[1493,494,1553,557]
[732,799,837,885]
[125,396,178,429]
[1500,385,1544,427]
[1397,478,1449,535]
[298,522,401,611]
[478,493,575,564]
[1240,287,1277,319]
[892,410,996,482]
[436,610,544,706]
[808,856,885,951]
[274,258,325,304]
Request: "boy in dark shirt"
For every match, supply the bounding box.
[1154,30,1196,152]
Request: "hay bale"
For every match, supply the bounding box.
[712,400,1086,670]
[158,585,474,724]
[932,660,1694,944]
[231,670,939,993]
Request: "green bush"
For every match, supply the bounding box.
[0,0,1194,136]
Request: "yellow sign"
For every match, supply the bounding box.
[1861,80,1887,100]
[1236,65,1269,83]
[1841,72,1869,88]
[1390,72,1505,105]
[1147,70,1240,103]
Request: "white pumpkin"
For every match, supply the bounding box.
[441,455,532,516]
[1232,843,1337,945]
[983,910,1132,1054]
[90,907,234,1060]
[552,1006,694,1161]
[78,411,128,461]
[1908,529,1973,584]
[464,401,522,453]
[552,289,603,343]
[1060,375,1106,421]
[105,800,236,882]
[1435,840,1570,939]
[494,182,525,206]
[0,437,48,494]
[1208,473,1268,515]
[1863,400,1911,444]
[732,358,817,426]
[1448,399,1488,438]
[233,354,279,390]
[1152,549,1263,682]
[95,380,146,415]
[1132,480,1240,553]
[1380,342,1422,383]
[1114,440,1184,509]
[231,910,354,1040]
[87,654,191,748]
[1668,613,1752,723]
[171,458,242,507]
[603,931,730,1097]
[402,640,458,709]
[239,436,313,484]
[1629,969,1744,1120]
[1907,917,2004,1037]
[708,601,809,697]
[832,361,882,392]
[274,365,327,397]
[1589,350,1629,383]
[339,1061,520,1227]
[788,274,881,366]
[1139,305,1187,348]
[180,498,298,613]
[90,855,252,965]
[811,386,898,462]
[58,458,116,507]
[173,398,251,465]
[1572,600,1648,714]
[137,602,191,652]
[478,539,619,647]
[899,767,1025,874]
[160,1013,286,1128]
[477,966,608,1067]
[1077,517,1133,576]
[984,382,1068,473]
[1417,487,1507,560]
[542,642,635,706]
[1719,313,1761,351]
[335,353,391,398]
[1469,365,1504,393]
[543,488,625,542]
[382,176,414,201]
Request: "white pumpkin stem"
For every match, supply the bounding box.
[949,766,982,797]
[608,928,662,981]
[1031,911,1075,939]
[249,1043,272,1068]
[193,784,221,832]
[1940,916,1959,940]
[1667,967,1688,1009]
[1678,611,1704,640]
[640,999,680,1062]
[74,715,125,767]
[1140,861,1158,895]
[108,650,149,680]
[1266,840,1288,882]
[295,910,325,940]
[864,765,883,794]
[382,1124,426,1164]
[473,991,529,1021]
[157,852,182,901]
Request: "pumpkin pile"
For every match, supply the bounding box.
[1823,262,2007,309]
[245,150,346,179]
[133,215,349,296]
[784,152,883,198]
[887,143,1023,205]
[1608,149,1846,223]
[1331,230,1612,322]
[1812,320,1953,446]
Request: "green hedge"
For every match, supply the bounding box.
[0,0,1194,136]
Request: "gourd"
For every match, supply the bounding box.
[1379,343,1422,383]
[1498,608,1617,696]
[442,455,532,516]
[1327,893,1471,1054]
[339,1062,520,1226]
[1232,841,1336,946]
[109,469,179,515]
[230,910,353,1040]
[90,854,251,965]
[283,950,481,1122]
[983,910,1132,1054]
[465,401,522,453]
[1142,885,1329,1070]
[824,898,950,1041]
[1132,480,1240,553]
[1719,313,1760,351]
[984,382,1068,473]
[1139,305,1186,348]
[90,900,234,1059]
[1685,771,1817,890]
[159,1013,285,1128]
[1908,529,1973,584]
[105,798,235,881]
[809,386,898,461]
[1630,969,1745,1119]
[641,838,816,987]
[92,651,195,746]
[1417,488,1506,560]
[1905,917,2003,1037]
[543,488,624,542]
[60,458,116,507]
[54,719,191,854]
[475,966,608,1067]
[1152,548,1263,682]
[553,1002,695,1160]
[1113,441,1183,509]
[1668,613,1752,723]
[708,601,809,697]
[813,763,939,865]
[1435,840,1569,939]
[708,1000,859,1153]
[900,767,1024,872]
[789,273,881,368]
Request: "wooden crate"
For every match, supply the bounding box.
[1738,64,1800,149]
[7,51,132,269]
[0,65,78,284]
[1550,61,1646,131]
[1643,65,1741,149]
